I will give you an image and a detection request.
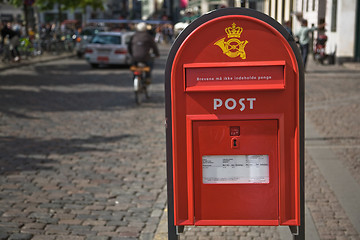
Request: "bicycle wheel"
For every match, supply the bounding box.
[134,76,143,105]
[135,91,142,105]
[144,84,150,99]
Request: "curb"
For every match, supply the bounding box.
[343,62,360,71]
[153,208,168,240]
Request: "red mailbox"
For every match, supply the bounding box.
[165,8,304,238]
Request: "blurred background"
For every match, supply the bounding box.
[0,1,359,240]
[0,0,359,63]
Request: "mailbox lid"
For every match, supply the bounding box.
[193,119,279,225]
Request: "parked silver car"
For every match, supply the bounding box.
[75,28,103,58]
[84,31,134,68]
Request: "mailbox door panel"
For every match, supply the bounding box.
[193,120,278,225]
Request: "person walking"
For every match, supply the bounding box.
[128,22,160,84]
[295,19,325,70]
[1,22,20,62]
[283,20,293,36]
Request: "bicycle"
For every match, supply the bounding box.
[19,37,35,59]
[1,44,12,63]
[130,62,151,105]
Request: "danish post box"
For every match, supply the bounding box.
[165,8,304,237]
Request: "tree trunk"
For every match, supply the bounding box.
[24,3,29,36]
[58,1,62,25]
[83,6,87,27]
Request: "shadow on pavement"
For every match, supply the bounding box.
[1,65,132,88]
[0,59,165,117]
[0,134,136,175]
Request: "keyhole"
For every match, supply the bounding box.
[231,138,239,149]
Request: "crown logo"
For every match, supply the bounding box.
[214,22,248,59]
[225,23,242,38]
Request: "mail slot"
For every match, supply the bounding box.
[165,8,304,238]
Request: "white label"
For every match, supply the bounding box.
[202,155,269,184]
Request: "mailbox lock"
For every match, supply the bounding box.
[231,137,240,149]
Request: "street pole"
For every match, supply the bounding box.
[171,0,179,24]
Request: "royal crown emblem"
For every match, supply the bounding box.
[214,23,248,59]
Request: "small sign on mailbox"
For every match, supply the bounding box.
[165,8,304,239]
[202,155,270,184]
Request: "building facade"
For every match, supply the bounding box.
[2,0,359,62]
[293,0,360,62]
[36,0,164,23]
[184,0,359,62]
[0,0,23,23]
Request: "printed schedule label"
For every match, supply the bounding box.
[202,155,269,184]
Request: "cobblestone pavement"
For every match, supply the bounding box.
[305,61,360,186]
[1,44,360,240]
[304,58,360,240]
[155,57,360,240]
[0,47,169,240]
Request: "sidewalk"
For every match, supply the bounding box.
[154,56,360,239]
[343,62,360,71]
[0,52,75,72]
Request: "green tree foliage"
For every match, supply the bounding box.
[76,0,104,11]
[33,0,104,12]
[8,0,104,10]
[8,0,23,7]
[8,0,104,34]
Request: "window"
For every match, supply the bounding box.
[91,35,121,45]
[312,0,316,11]
[306,0,309,12]
[331,0,337,32]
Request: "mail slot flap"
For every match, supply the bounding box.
[192,119,279,225]
[184,61,285,92]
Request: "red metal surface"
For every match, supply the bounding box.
[193,120,278,224]
[171,15,300,226]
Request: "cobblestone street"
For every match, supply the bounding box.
[0,48,169,240]
[173,59,360,240]
[304,59,360,240]
[1,44,360,240]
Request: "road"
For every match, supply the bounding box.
[0,46,360,240]
[0,50,168,240]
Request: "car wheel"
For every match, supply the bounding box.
[90,63,99,68]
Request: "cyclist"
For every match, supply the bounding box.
[128,22,160,84]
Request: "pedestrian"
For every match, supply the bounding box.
[155,25,163,43]
[283,20,293,36]
[162,24,174,44]
[295,19,325,70]
[1,22,20,62]
[128,22,160,84]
